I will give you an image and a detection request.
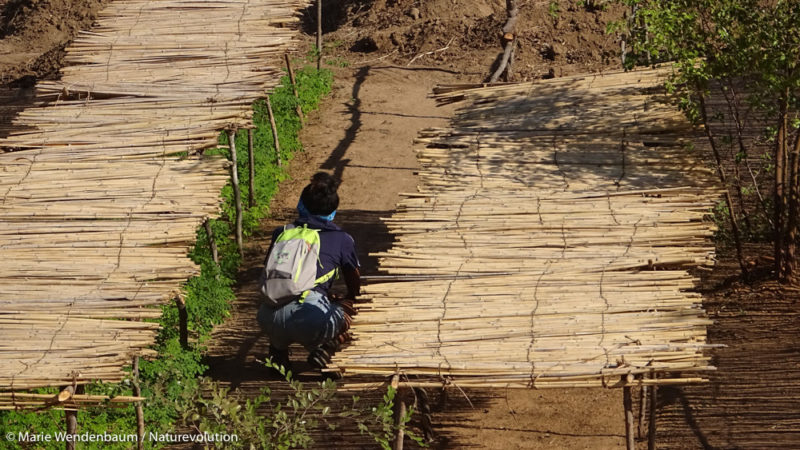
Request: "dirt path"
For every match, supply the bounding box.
[204,63,462,386]
[204,63,627,448]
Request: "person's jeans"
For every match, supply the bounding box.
[257,290,345,352]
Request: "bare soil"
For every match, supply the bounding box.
[0,0,108,85]
[320,0,625,81]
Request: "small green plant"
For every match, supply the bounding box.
[177,360,423,450]
[548,0,560,18]
[326,57,350,68]
[178,364,335,449]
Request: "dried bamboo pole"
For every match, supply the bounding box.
[0,0,309,403]
[331,68,716,389]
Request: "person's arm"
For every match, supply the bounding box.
[343,266,361,300]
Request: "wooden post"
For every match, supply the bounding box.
[648,372,658,450]
[284,53,304,121]
[247,129,255,208]
[316,0,322,70]
[390,374,405,450]
[64,385,82,450]
[265,97,282,167]
[227,129,244,258]
[414,387,435,442]
[393,399,407,450]
[638,380,647,439]
[204,219,219,264]
[624,384,635,450]
[65,410,77,450]
[132,357,145,450]
[177,297,188,349]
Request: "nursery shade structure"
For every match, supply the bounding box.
[0,0,307,408]
[332,68,720,389]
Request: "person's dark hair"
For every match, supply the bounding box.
[300,172,340,215]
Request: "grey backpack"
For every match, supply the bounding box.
[260,224,333,307]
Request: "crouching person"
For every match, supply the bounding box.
[257,172,360,376]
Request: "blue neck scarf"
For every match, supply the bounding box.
[297,199,336,222]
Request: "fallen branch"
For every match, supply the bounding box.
[489,0,519,82]
[355,49,398,66]
[407,38,455,66]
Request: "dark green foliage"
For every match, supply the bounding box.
[0,65,333,449]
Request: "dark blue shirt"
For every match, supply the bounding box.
[268,215,359,294]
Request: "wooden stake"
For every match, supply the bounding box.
[638,380,647,439]
[316,0,322,70]
[64,385,83,450]
[414,387,435,442]
[390,374,405,450]
[227,129,244,258]
[204,219,219,264]
[393,398,406,450]
[284,53,304,121]
[132,357,145,450]
[648,372,658,450]
[65,408,77,450]
[624,383,635,450]
[265,97,282,167]
[247,129,255,208]
[177,296,188,349]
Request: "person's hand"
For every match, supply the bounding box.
[336,331,352,345]
[339,298,356,317]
